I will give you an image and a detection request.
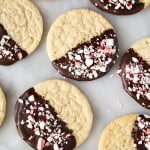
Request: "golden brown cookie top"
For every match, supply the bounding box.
[47,9,113,61]
[0,86,6,126]
[0,0,43,54]
[99,114,150,150]
[90,0,150,15]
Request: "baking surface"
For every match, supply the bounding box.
[0,0,150,149]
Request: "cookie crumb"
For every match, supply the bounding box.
[116,101,122,108]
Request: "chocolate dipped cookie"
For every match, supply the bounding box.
[15,80,93,150]
[99,114,150,150]
[90,0,150,15]
[119,38,150,109]
[0,0,43,65]
[47,9,119,81]
[0,86,6,126]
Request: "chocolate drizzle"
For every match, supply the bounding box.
[52,29,118,81]
[119,49,150,109]
[90,0,144,15]
[132,114,150,150]
[15,88,76,150]
[0,23,27,65]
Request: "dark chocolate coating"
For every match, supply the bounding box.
[132,114,150,150]
[52,29,118,81]
[0,23,27,65]
[119,49,150,109]
[90,0,144,15]
[15,88,76,150]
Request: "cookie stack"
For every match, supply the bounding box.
[0,0,150,150]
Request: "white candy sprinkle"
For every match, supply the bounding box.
[138,121,145,129]
[110,74,114,78]
[136,93,140,100]
[26,110,30,114]
[117,69,122,74]
[34,128,40,136]
[85,58,93,67]
[145,142,150,150]
[54,143,59,150]
[27,122,32,129]
[68,52,73,60]
[132,57,139,63]
[106,39,114,47]
[17,52,23,60]
[18,98,23,104]
[75,55,81,61]
[39,107,44,111]
[37,138,45,150]
[128,87,132,92]
[146,93,150,101]
[39,121,45,130]
[138,141,142,144]
[20,120,25,125]
[28,95,35,102]
[115,3,121,9]
[100,66,106,72]
[116,101,122,108]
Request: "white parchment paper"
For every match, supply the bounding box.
[0,0,150,149]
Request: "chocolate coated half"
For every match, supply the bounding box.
[90,0,144,15]
[119,49,150,109]
[0,23,27,65]
[132,114,150,150]
[52,29,118,81]
[15,88,76,150]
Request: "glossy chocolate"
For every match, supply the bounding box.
[132,114,150,150]
[15,88,76,150]
[119,49,150,109]
[0,23,27,65]
[52,29,118,81]
[90,0,144,15]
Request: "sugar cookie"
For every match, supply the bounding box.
[0,0,43,65]
[0,86,6,126]
[119,38,150,109]
[90,0,150,15]
[15,80,93,150]
[99,114,150,150]
[47,9,118,81]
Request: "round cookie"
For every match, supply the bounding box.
[0,86,6,126]
[0,0,43,65]
[15,80,93,150]
[118,38,150,109]
[90,0,150,15]
[99,114,150,150]
[47,9,118,81]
